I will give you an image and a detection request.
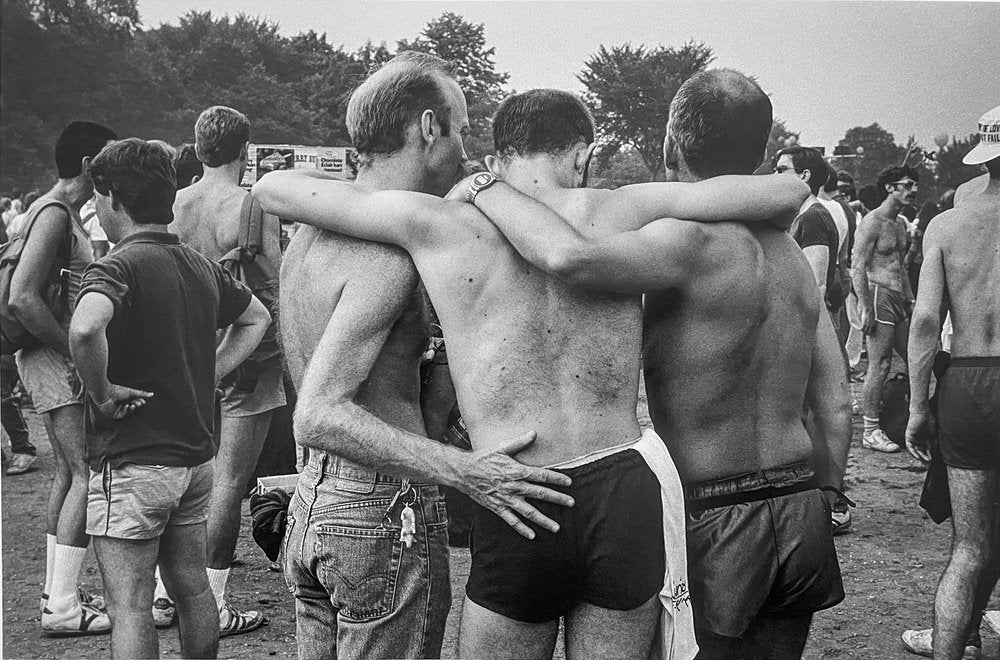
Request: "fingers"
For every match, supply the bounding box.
[525,466,573,490]
[494,500,562,539]
[521,483,574,507]
[495,507,537,540]
[497,431,537,456]
[905,437,931,463]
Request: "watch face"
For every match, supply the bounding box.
[473,173,494,187]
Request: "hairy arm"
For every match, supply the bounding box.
[215,296,271,383]
[253,170,446,249]
[69,292,153,418]
[905,224,947,461]
[804,307,852,490]
[293,251,572,539]
[609,174,809,232]
[473,183,717,293]
[8,207,73,356]
[851,215,878,332]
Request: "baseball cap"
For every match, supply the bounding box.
[963,105,1000,165]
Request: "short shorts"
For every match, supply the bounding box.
[87,459,214,540]
[685,466,844,638]
[15,345,84,413]
[938,356,1000,470]
[869,284,910,327]
[220,356,286,417]
[466,448,665,623]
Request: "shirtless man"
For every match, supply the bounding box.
[255,75,806,657]
[170,106,283,635]
[906,105,1000,660]
[852,165,918,453]
[460,70,851,659]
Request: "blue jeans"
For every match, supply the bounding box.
[283,451,451,659]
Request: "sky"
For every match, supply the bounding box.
[136,0,1000,151]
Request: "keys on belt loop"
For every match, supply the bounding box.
[378,479,417,548]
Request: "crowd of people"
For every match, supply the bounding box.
[0,50,997,660]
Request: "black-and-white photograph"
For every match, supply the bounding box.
[2,1,999,658]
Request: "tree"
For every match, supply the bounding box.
[579,42,714,178]
[932,134,983,192]
[832,123,908,189]
[398,12,509,160]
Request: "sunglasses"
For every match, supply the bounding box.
[773,165,803,174]
[892,180,918,190]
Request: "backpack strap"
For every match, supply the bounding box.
[236,192,265,264]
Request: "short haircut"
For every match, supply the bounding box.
[876,165,919,199]
[774,145,827,194]
[836,170,854,185]
[668,69,772,178]
[173,144,204,190]
[493,89,595,159]
[195,106,250,167]
[55,121,118,179]
[88,138,177,225]
[346,51,457,167]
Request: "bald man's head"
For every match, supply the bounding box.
[667,69,772,179]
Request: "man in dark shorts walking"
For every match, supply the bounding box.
[69,138,270,658]
[853,165,919,453]
[906,104,1000,660]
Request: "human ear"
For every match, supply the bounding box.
[420,109,436,145]
[484,154,499,176]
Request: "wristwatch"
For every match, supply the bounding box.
[465,172,498,204]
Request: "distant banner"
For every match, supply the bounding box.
[241,144,358,188]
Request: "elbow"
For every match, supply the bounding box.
[292,400,350,451]
[544,245,596,287]
[7,291,33,321]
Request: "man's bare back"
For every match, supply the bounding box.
[643,222,820,483]
[172,180,247,260]
[923,194,1000,358]
[280,226,430,436]
[408,188,643,466]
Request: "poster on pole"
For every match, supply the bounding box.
[240,144,358,188]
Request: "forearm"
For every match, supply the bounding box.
[852,268,871,307]
[474,182,588,275]
[809,397,852,489]
[294,399,470,487]
[11,295,70,355]
[907,310,940,411]
[69,329,111,403]
[215,322,268,383]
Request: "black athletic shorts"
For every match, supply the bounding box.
[685,476,844,638]
[465,448,664,623]
[939,356,1000,470]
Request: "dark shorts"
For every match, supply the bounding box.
[685,465,844,639]
[938,356,1000,470]
[870,284,909,326]
[466,448,664,623]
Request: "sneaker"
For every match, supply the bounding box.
[41,601,111,637]
[219,602,266,637]
[901,628,981,659]
[863,429,901,453]
[831,500,852,535]
[152,597,175,629]
[6,453,37,475]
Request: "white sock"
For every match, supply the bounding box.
[154,566,171,602]
[206,568,229,611]
[49,544,87,609]
[44,534,57,597]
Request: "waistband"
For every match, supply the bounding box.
[305,451,428,488]
[684,460,814,502]
[949,356,1000,368]
[545,437,640,470]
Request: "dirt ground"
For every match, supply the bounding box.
[3,376,998,659]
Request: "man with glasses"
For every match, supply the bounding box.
[773,147,840,306]
[851,166,919,453]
